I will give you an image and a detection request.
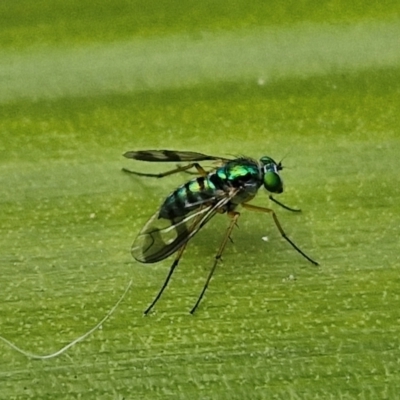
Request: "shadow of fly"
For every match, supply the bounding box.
[123,149,318,314]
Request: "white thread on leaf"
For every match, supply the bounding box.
[0,279,132,359]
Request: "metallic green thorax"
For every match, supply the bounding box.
[159,156,283,220]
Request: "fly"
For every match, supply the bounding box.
[123,149,318,314]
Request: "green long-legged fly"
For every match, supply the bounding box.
[123,149,318,314]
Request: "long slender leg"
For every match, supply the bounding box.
[143,241,188,315]
[242,203,319,266]
[122,163,207,178]
[190,211,240,314]
[144,207,206,314]
[181,165,218,176]
[269,195,301,213]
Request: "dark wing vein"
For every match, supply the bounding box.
[123,150,230,163]
[132,188,239,263]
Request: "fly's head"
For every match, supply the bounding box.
[259,156,283,194]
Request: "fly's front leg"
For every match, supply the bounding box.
[269,195,301,212]
[242,203,318,266]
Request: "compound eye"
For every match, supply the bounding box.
[263,171,283,193]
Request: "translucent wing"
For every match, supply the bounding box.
[123,150,230,163]
[132,189,239,263]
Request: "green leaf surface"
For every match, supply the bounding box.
[1,1,400,399]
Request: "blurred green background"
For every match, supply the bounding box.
[1,1,400,399]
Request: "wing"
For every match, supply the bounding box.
[123,150,230,163]
[132,189,239,263]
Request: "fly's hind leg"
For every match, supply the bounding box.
[143,241,188,315]
[144,206,207,314]
[180,165,218,176]
[122,163,208,178]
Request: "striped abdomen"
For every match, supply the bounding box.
[158,173,228,220]
[158,158,262,220]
